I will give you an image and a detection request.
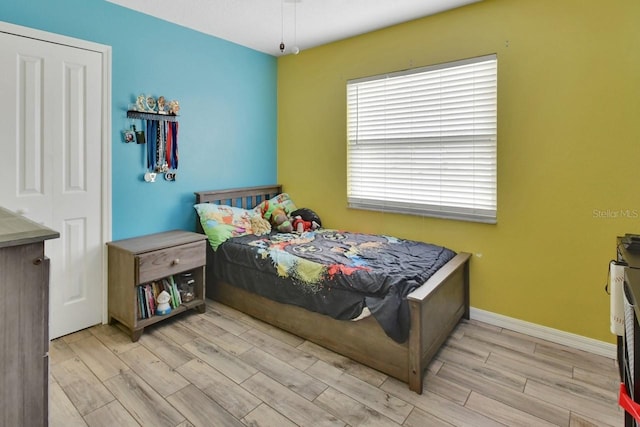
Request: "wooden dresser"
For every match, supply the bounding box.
[0,207,59,427]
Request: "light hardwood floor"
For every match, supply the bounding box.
[49,301,624,427]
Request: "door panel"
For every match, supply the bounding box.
[15,53,51,225]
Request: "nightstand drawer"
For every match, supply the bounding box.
[136,240,206,283]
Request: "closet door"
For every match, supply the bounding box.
[0,31,104,338]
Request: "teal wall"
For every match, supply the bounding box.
[0,0,277,240]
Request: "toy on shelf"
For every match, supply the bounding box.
[155,290,172,315]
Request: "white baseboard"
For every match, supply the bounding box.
[469,307,617,360]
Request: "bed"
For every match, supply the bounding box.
[194,185,470,394]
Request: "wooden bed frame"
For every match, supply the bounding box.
[194,185,470,394]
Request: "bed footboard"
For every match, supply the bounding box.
[407,252,471,393]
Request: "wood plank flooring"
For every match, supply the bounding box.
[49,301,624,426]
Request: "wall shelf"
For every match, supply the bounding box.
[127,110,178,122]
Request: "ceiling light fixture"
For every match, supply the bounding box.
[279,0,301,55]
[291,0,299,55]
[279,0,285,53]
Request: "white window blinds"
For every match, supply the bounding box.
[347,54,497,223]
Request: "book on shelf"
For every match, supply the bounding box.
[137,285,147,319]
[161,276,182,308]
[137,275,185,319]
[145,284,155,316]
[137,283,154,319]
[171,275,182,306]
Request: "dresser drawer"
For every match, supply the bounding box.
[136,240,206,283]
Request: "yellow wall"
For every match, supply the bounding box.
[277,0,640,343]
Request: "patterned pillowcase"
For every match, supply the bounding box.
[253,193,298,218]
[194,203,254,250]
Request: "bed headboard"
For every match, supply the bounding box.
[194,184,282,209]
[194,184,282,242]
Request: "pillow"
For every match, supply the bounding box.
[194,203,255,250]
[253,193,298,219]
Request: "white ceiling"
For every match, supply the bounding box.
[107,0,481,57]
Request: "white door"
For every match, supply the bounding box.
[0,31,105,338]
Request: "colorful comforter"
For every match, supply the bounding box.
[213,229,456,343]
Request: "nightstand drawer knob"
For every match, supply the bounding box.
[172,258,180,266]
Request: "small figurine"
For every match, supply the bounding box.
[155,290,172,315]
[145,96,157,112]
[157,96,166,114]
[169,100,180,115]
[136,94,145,111]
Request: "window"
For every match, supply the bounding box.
[346,54,497,223]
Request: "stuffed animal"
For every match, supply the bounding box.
[271,207,293,232]
[250,214,271,235]
[290,208,322,228]
[260,201,294,233]
[292,216,320,233]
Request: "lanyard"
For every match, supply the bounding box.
[165,121,172,169]
[156,121,164,170]
[146,119,157,171]
[171,122,179,169]
[145,119,178,172]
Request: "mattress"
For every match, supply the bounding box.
[213,229,456,343]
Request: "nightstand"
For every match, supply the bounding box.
[107,230,207,341]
